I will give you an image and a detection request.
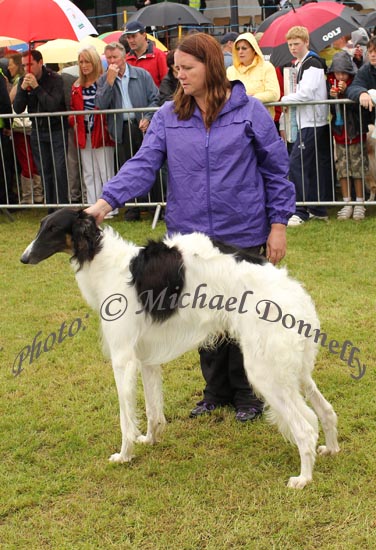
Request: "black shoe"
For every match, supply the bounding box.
[235,408,263,422]
[124,208,140,222]
[189,400,217,418]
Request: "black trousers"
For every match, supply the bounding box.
[117,120,143,169]
[198,244,265,411]
[119,120,164,207]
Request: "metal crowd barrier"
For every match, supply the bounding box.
[1,102,376,216]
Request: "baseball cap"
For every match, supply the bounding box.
[123,21,146,34]
[220,32,239,45]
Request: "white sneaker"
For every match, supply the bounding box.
[337,205,353,220]
[287,214,305,226]
[353,205,366,220]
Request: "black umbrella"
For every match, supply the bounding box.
[359,10,376,29]
[257,6,295,33]
[128,1,211,27]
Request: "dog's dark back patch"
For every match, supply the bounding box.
[210,239,267,265]
[130,240,185,322]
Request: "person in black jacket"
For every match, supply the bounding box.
[13,50,68,208]
[346,36,376,122]
[158,50,178,106]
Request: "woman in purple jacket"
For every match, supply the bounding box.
[87,33,295,422]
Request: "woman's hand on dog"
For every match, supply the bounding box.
[85,199,113,225]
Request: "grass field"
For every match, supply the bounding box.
[1,208,375,549]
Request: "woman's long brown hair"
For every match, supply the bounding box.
[173,33,230,128]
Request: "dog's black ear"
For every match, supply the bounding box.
[71,211,102,267]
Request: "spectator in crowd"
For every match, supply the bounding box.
[7,53,42,204]
[14,50,68,209]
[351,28,369,64]
[135,0,157,8]
[0,66,15,205]
[123,21,168,88]
[61,63,82,204]
[345,36,376,118]
[86,33,295,422]
[226,32,280,118]
[69,46,115,211]
[220,32,239,69]
[96,42,159,221]
[158,50,178,105]
[328,51,368,220]
[258,0,279,19]
[332,35,363,68]
[281,26,333,226]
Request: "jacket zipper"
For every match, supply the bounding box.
[205,129,213,235]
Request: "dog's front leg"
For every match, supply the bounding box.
[138,364,166,445]
[109,358,141,463]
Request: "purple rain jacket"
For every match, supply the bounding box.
[101,81,295,248]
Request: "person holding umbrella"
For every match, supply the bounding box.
[86,33,295,422]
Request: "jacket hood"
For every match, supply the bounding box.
[232,32,264,71]
[329,51,357,76]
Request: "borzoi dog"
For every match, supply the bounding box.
[21,209,339,488]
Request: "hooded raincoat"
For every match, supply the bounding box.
[101,81,295,249]
[226,32,280,118]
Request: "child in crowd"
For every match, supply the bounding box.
[328,51,368,220]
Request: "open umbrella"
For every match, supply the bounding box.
[99,30,168,52]
[127,1,211,27]
[257,7,294,34]
[259,2,362,67]
[0,36,25,47]
[36,36,105,63]
[0,0,97,45]
[359,10,376,29]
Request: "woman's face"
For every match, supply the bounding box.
[235,40,256,67]
[8,58,20,77]
[79,54,94,78]
[174,50,206,100]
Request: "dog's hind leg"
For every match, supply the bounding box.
[304,378,340,456]
[138,364,166,445]
[242,356,318,489]
[109,356,141,464]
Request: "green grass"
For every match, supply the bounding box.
[1,208,376,549]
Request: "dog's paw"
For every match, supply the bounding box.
[287,475,311,489]
[317,445,340,456]
[108,452,135,463]
[137,434,154,444]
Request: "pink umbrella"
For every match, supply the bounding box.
[0,0,97,45]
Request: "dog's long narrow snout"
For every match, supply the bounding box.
[20,241,36,264]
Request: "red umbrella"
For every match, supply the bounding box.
[259,2,362,67]
[0,0,97,45]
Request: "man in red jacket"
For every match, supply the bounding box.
[123,21,168,88]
